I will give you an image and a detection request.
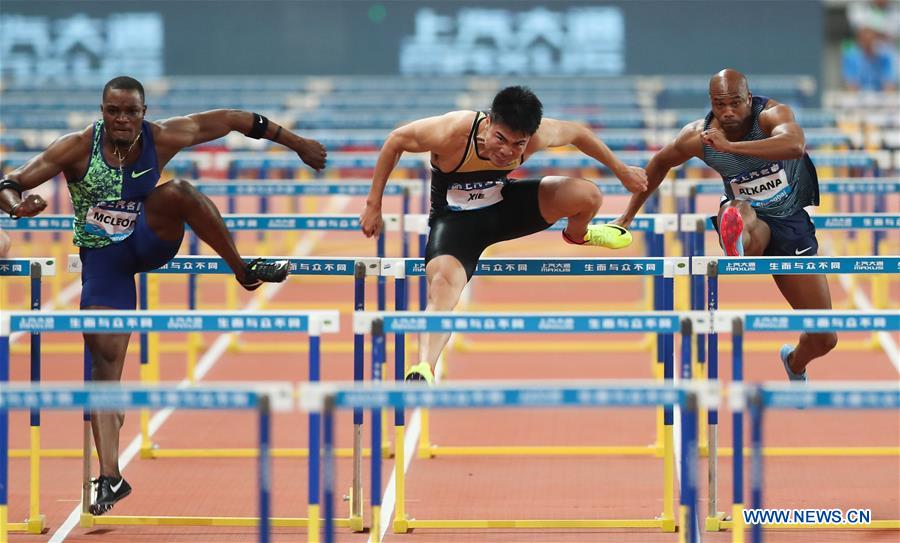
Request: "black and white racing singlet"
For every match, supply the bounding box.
[701,96,819,217]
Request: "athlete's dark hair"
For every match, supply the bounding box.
[490,86,543,135]
[102,76,145,103]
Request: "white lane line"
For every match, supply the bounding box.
[49,197,349,542]
[370,353,445,543]
[821,235,899,372]
[839,273,899,372]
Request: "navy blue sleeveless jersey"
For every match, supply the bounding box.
[701,96,819,217]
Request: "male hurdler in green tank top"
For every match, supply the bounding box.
[69,119,161,248]
[0,76,328,517]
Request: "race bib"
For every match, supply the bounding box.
[728,162,791,207]
[446,179,507,211]
[84,200,141,242]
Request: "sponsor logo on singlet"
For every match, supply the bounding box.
[83,200,141,242]
[728,162,791,207]
[446,179,507,211]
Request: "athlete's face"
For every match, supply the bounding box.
[709,90,752,131]
[101,89,146,146]
[481,119,530,167]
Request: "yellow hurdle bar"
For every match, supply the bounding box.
[716,446,900,457]
[13,335,881,355]
[10,448,85,458]
[81,514,355,528]
[143,447,379,458]
[452,337,656,354]
[416,445,661,456]
[720,519,900,531]
[405,519,670,529]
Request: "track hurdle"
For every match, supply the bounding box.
[353,311,693,535]
[737,382,900,543]
[300,377,714,543]
[707,310,900,539]
[66,255,379,528]
[380,257,688,460]
[0,259,55,534]
[0,382,291,543]
[680,219,898,410]
[0,310,353,538]
[6,212,402,357]
[400,212,679,316]
[692,256,899,532]
[0,217,72,301]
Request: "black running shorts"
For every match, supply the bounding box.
[425,178,552,280]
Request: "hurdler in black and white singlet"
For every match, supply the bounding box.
[701,96,819,218]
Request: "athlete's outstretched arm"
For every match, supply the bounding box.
[361,113,456,238]
[156,109,327,170]
[531,118,648,193]
[615,123,700,228]
[0,129,90,217]
[701,103,805,161]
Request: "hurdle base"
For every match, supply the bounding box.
[658,514,676,532]
[705,511,727,531]
[347,485,364,532]
[6,522,30,533]
[139,444,157,459]
[81,514,357,527]
[716,446,900,457]
[717,519,900,530]
[381,443,395,459]
[140,446,380,458]
[25,514,46,534]
[416,444,663,457]
[392,515,410,533]
[10,447,94,458]
[400,518,674,530]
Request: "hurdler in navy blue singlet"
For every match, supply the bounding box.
[702,97,821,256]
[72,120,182,309]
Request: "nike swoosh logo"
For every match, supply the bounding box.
[132,168,153,178]
[606,224,629,235]
[795,247,813,255]
[110,479,123,493]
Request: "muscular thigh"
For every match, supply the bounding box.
[773,274,832,310]
[79,243,139,310]
[425,211,493,281]
[128,208,182,272]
